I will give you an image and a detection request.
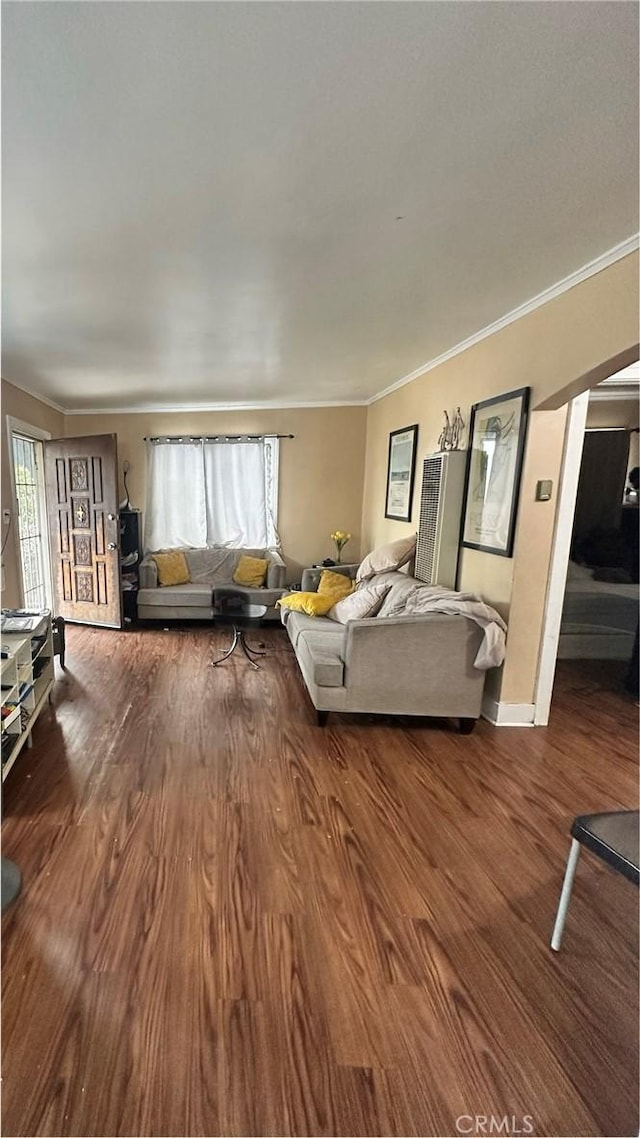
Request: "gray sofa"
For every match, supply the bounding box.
[283,566,486,731]
[137,546,286,621]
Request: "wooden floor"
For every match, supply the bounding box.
[2,627,638,1138]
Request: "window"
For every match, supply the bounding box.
[144,437,280,551]
[11,433,50,609]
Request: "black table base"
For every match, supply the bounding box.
[213,626,266,670]
[212,597,268,669]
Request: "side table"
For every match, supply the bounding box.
[212,595,268,670]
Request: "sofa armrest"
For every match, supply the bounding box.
[139,556,158,589]
[301,563,360,593]
[266,549,286,589]
[343,613,485,716]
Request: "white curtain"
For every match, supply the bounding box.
[144,438,279,551]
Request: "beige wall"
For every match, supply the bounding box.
[1,380,65,608]
[63,407,367,582]
[361,252,639,708]
[586,397,638,430]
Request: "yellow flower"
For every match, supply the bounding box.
[330,530,351,562]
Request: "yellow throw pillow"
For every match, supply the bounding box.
[233,554,269,589]
[317,569,353,602]
[153,551,190,587]
[277,592,336,617]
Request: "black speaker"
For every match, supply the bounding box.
[120,509,141,557]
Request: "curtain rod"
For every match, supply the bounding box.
[144,434,294,443]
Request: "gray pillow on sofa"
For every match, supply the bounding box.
[377,579,422,618]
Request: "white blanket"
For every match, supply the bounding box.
[401,586,507,670]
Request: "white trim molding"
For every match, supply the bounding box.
[4,415,54,611]
[481,697,535,727]
[588,383,639,403]
[533,391,590,726]
[63,398,369,415]
[370,233,640,406]
[6,415,53,443]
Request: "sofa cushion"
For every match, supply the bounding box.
[137,583,213,608]
[328,579,391,623]
[356,534,417,582]
[233,554,268,588]
[295,632,345,688]
[278,592,335,617]
[284,611,347,650]
[153,550,190,586]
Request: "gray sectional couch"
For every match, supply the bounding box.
[282,566,487,731]
[137,546,287,621]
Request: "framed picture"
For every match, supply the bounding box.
[461,387,530,557]
[385,424,419,522]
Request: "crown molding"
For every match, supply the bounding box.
[1,376,66,414]
[63,398,369,415]
[368,233,640,406]
[589,382,640,403]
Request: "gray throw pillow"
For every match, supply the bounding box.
[377,579,422,618]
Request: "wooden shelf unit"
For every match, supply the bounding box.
[1,612,54,781]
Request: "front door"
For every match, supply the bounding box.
[44,434,122,628]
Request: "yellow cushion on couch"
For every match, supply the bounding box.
[233,554,269,588]
[277,591,336,617]
[153,551,190,587]
[317,569,353,602]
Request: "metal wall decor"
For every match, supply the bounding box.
[438,407,466,452]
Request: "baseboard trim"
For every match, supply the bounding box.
[481,697,536,727]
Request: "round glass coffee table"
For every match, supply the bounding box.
[212,597,268,669]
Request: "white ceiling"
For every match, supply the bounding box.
[2,1,638,413]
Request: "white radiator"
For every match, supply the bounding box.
[414,451,467,588]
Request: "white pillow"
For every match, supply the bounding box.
[328,580,391,623]
[356,534,417,582]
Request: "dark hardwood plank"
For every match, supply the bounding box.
[2,630,638,1137]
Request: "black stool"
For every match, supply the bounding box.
[52,615,66,668]
[551,810,639,951]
